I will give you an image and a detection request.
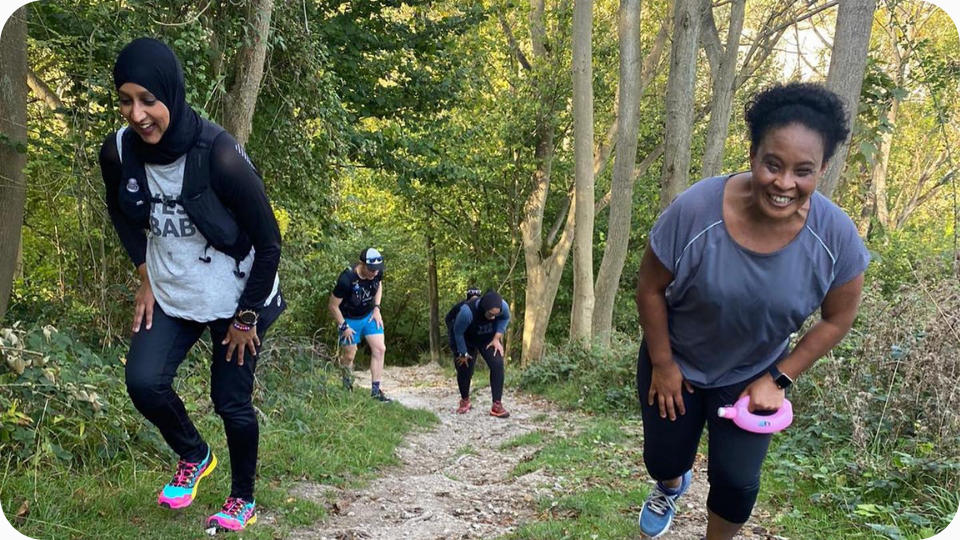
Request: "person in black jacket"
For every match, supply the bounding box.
[99,38,283,532]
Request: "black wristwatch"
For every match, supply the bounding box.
[235,309,259,326]
[768,364,793,389]
[339,321,349,333]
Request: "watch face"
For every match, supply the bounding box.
[775,374,792,389]
[238,311,257,325]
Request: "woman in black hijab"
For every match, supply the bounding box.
[445,289,512,417]
[99,37,284,532]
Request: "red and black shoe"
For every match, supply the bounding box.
[456,398,471,414]
[490,401,510,418]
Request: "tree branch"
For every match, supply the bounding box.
[499,11,532,71]
[546,185,574,247]
[737,0,839,87]
[701,5,722,81]
[26,69,68,128]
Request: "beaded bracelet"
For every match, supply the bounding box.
[233,321,253,332]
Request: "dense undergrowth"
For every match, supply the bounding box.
[516,274,960,540]
[0,326,437,539]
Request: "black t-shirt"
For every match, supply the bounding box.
[332,266,382,319]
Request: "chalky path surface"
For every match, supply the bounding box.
[287,363,766,540]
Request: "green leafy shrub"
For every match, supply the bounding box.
[519,334,639,414]
[0,323,161,468]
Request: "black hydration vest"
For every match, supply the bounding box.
[445,297,498,345]
[115,119,253,265]
[445,297,480,329]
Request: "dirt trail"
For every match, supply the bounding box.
[287,363,762,540]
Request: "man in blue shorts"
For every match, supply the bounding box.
[328,248,390,401]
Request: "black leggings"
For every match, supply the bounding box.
[636,341,776,524]
[449,335,505,402]
[125,302,279,500]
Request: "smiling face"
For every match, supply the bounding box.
[118,82,170,145]
[748,123,827,222]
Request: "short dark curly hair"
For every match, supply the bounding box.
[744,82,850,164]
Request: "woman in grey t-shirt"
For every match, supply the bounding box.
[100,38,283,533]
[634,83,870,540]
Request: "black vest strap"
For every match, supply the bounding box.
[117,120,253,264]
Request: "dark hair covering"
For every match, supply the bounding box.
[744,82,850,164]
[479,290,503,313]
[113,38,202,165]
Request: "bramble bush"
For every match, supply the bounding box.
[0,323,344,473]
[0,323,162,469]
[518,334,639,414]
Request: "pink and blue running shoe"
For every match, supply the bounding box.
[207,497,257,531]
[157,447,217,509]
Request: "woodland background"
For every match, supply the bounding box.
[0,0,958,538]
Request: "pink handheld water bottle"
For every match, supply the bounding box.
[717,396,793,434]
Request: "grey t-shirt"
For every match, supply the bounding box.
[649,175,871,388]
[117,128,279,322]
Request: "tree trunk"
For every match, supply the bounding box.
[517,0,577,364]
[700,0,746,178]
[872,98,897,229]
[521,117,576,364]
[0,7,28,321]
[222,0,273,146]
[593,0,641,344]
[530,0,548,58]
[426,234,441,363]
[660,0,705,209]
[570,0,595,342]
[819,0,875,199]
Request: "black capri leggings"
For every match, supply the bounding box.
[448,333,505,402]
[636,341,777,524]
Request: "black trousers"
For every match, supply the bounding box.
[125,299,281,500]
[448,332,505,402]
[636,341,779,524]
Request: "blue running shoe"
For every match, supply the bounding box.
[158,447,217,509]
[207,497,256,531]
[638,469,692,538]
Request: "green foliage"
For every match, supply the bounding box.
[0,323,160,468]
[865,229,956,295]
[505,418,649,540]
[518,334,639,413]
[0,324,437,539]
